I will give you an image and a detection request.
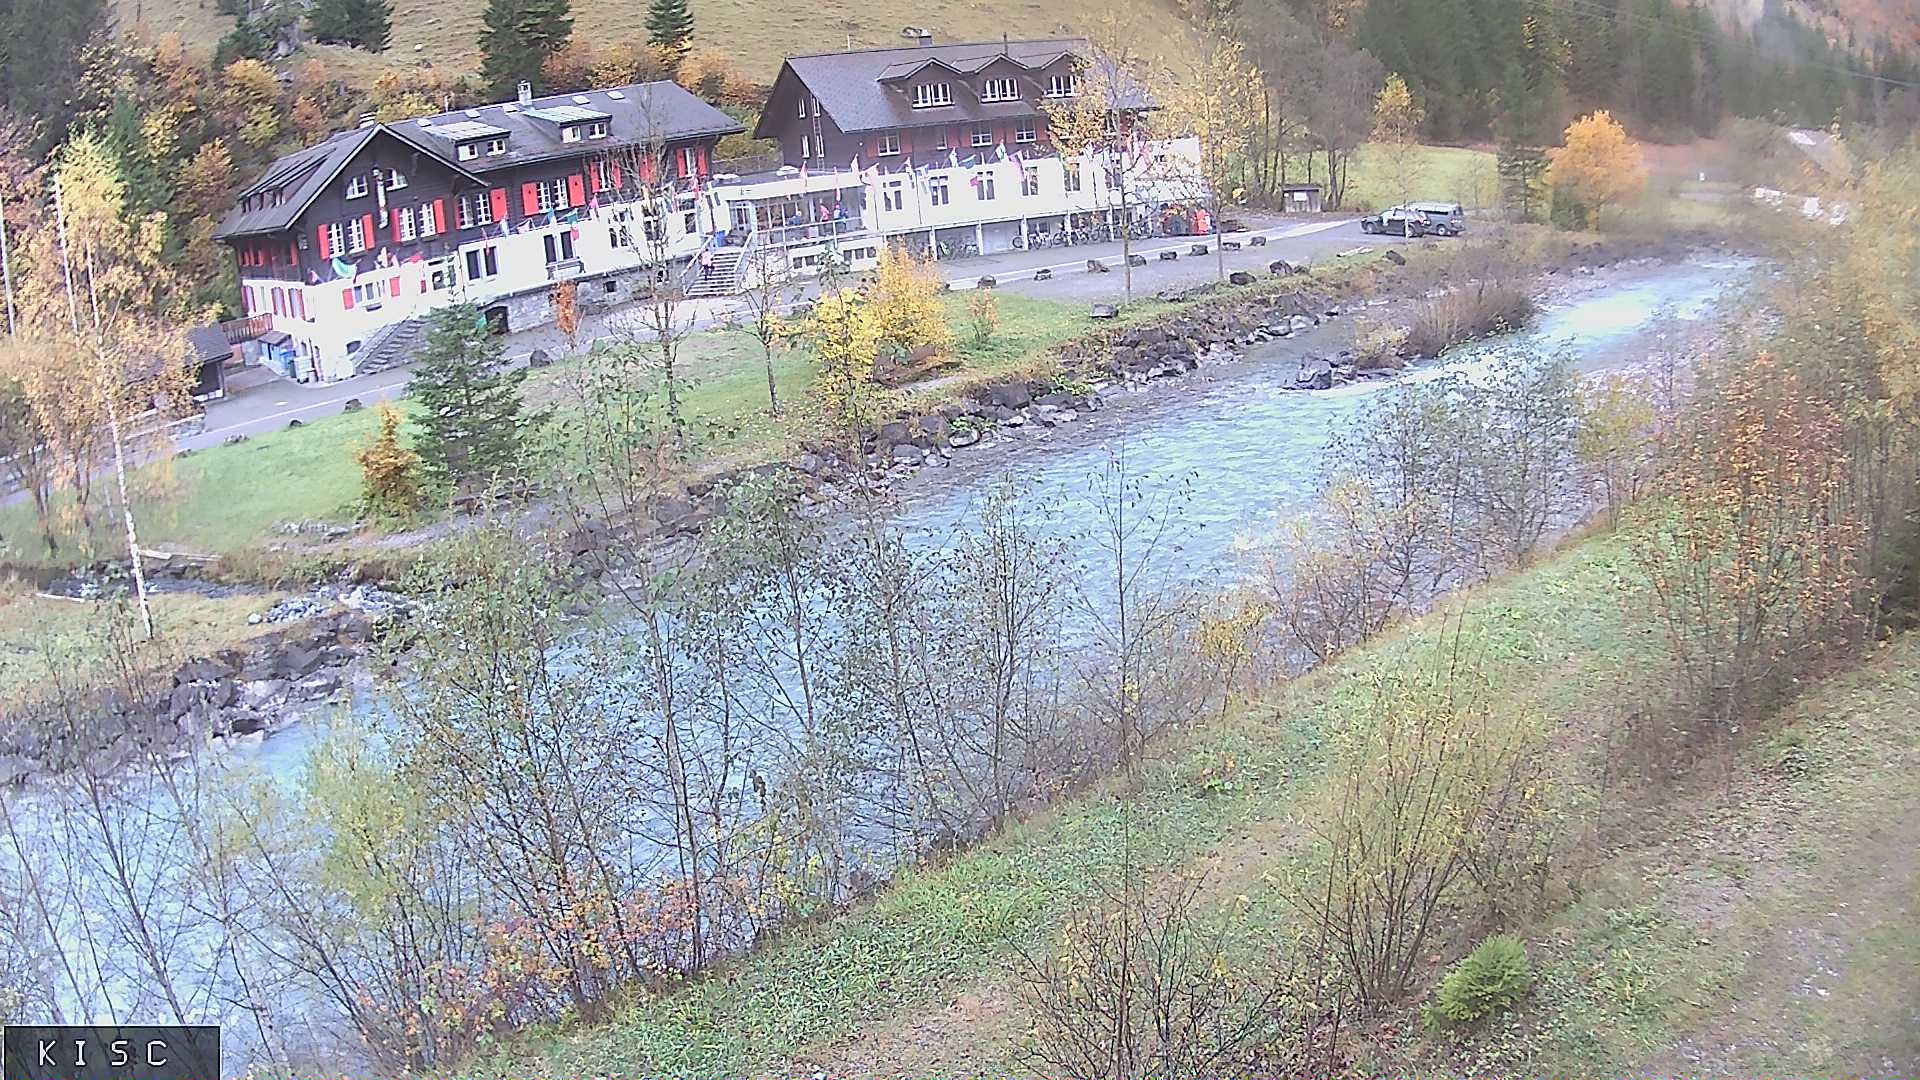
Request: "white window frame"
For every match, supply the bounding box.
[420,201,440,236]
[586,119,608,139]
[797,95,807,117]
[1064,160,1082,192]
[385,169,408,191]
[934,129,950,152]
[325,222,343,255]
[535,178,568,213]
[458,192,495,229]
[344,174,369,199]
[912,81,952,108]
[1015,118,1037,143]
[927,175,950,206]
[1046,74,1080,98]
[1021,166,1039,197]
[800,136,811,159]
[977,173,996,201]
[485,136,509,156]
[971,125,993,148]
[876,133,901,157]
[882,179,904,212]
[396,206,417,241]
[458,142,480,161]
[981,77,1018,102]
[563,125,583,143]
[346,216,367,253]
[680,146,700,175]
[465,245,500,281]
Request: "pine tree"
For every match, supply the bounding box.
[480,0,575,96]
[307,0,394,52]
[646,0,694,72]
[408,303,542,490]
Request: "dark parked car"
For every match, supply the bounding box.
[1360,206,1429,237]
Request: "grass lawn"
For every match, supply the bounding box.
[116,0,1186,85]
[477,521,1920,1078]
[0,584,289,709]
[0,292,1096,568]
[1342,143,1501,212]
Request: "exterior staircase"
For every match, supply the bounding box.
[351,315,426,376]
[685,247,747,298]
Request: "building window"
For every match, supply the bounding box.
[800,136,811,158]
[485,136,509,156]
[351,280,385,305]
[882,180,904,212]
[563,125,582,143]
[458,192,495,229]
[912,81,952,108]
[325,222,343,255]
[928,175,950,206]
[429,257,456,290]
[396,206,417,241]
[345,174,369,199]
[1064,160,1082,192]
[976,172,995,200]
[385,170,408,191]
[465,245,500,280]
[981,77,1018,102]
[971,124,993,148]
[592,159,615,191]
[682,208,697,233]
[875,132,901,156]
[1047,74,1080,98]
[535,178,568,213]
[346,217,368,253]
[1021,167,1039,196]
[934,129,950,152]
[420,201,440,236]
[1015,118,1037,143]
[607,207,635,248]
[458,142,480,161]
[798,95,808,117]
[543,230,577,263]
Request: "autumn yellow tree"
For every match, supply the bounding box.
[795,273,885,444]
[1044,11,1153,300]
[1547,110,1645,228]
[1149,20,1263,281]
[1369,73,1426,207]
[865,245,952,372]
[356,404,422,517]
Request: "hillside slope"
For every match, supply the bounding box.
[473,530,1920,1079]
[114,0,1181,85]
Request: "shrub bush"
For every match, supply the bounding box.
[1349,318,1411,370]
[1404,283,1534,357]
[1425,933,1531,1028]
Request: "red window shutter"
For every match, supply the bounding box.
[611,161,624,187]
[567,174,586,207]
[697,145,709,175]
[316,224,331,259]
[392,211,405,243]
[390,277,402,297]
[360,214,375,247]
[638,156,655,184]
[522,182,539,216]
[290,242,298,264]
[432,199,446,235]
[489,188,509,223]
[589,162,604,192]
[342,287,354,310]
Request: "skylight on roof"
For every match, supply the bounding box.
[524,104,611,123]
[428,120,510,141]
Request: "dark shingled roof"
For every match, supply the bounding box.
[185,326,233,362]
[757,38,1144,139]
[216,80,742,240]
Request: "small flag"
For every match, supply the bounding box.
[948,149,960,169]
[995,143,1008,162]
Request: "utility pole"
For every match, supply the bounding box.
[53,175,154,640]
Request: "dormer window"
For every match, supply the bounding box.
[458,142,480,161]
[1046,74,1080,98]
[912,82,952,108]
[562,120,610,143]
[982,77,1019,102]
[485,136,509,156]
[385,169,408,190]
[344,174,369,199]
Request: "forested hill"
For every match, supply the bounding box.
[1322,0,1920,140]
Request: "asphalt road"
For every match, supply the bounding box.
[182,215,1381,452]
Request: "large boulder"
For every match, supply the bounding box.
[984,381,1033,409]
[875,419,913,447]
[276,646,325,679]
[1229,270,1255,286]
[1297,358,1335,390]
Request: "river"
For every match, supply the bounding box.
[10,253,1758,1071]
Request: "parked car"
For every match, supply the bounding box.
[1360,206,1429,237]
[1406,201,1466,236]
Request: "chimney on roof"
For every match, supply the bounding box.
[900,25,933,46]
[357,112,378,128]
[517,80,534,105]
